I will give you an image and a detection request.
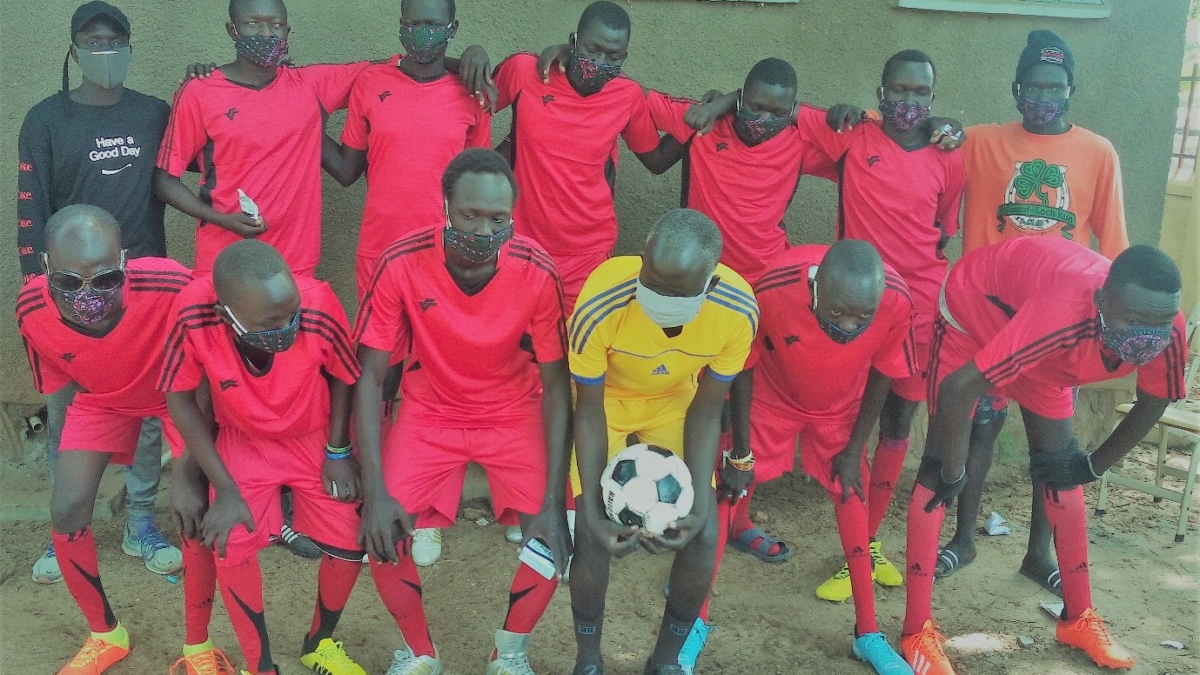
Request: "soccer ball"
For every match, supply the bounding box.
[600,444,695,535]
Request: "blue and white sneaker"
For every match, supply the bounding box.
[677,618,711,675]
[123,519,183,575]
[33,541,62,584]
[853,632,914,675]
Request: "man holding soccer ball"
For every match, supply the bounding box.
[567,208,758,675]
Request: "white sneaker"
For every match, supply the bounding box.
[486,630,536,675]
[412,528,442,567]
[505,525,523,544]
[32,542,62,584]
[384,646,442,675]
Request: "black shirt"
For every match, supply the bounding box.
[17,89,170,282]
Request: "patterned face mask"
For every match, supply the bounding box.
[1099,311,1171,367]
[1017,95,1070,126]
[444,220,514,263]
[733,96,793,145]
[224,305,300,353]
[878,97,931,132]
[234,34,289,68]
[398,24,454,64]
[53,285,123,326]
[567,35,621,96]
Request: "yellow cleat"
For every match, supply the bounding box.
[300,638,368,675]
[816,562,874,603]
[871,540,904,587]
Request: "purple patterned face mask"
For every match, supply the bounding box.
[54,285,122,326]
[878,97,931,132]
[225,305,300,353]
[1017,95,1070,126]
[235,34,289,68]
[1099,312,1171,366]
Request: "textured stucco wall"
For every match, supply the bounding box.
[0,0,1188,403]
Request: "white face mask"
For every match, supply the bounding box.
[635,272,713,328]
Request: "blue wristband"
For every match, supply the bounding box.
[325,444,352,460]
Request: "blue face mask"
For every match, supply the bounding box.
[812,277,868,344]
[224,305,300,353]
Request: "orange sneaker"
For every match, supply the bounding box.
[57,625,131,675]
[901,620,955,675]
[170,641,238,675]
[1056,607,1135,669]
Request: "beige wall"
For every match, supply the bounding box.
[0,0,1189,404]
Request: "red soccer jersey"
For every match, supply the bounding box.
[342,55,491,261]
[750,245,916,420]
[648,93,836,284]
[944,237,1189,400]
[157,63,370,275]
[354,228,567,426]
[798,108,965,317]
[17,258,191,415]
[492,53,660,257]
[159,275,360,438]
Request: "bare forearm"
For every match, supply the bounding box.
[928,365,993,475]
[326,374,353,449]
[321,137,365,187]
[574,407,609,515]
[682,402,722,516]
[352,349,388,496]
[540,367,572,506]
[1090,391,1169,472]
[845,368,892,453]
[154,169,226,223]
[729,369,753,457]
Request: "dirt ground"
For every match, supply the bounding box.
[0,441,1197,675]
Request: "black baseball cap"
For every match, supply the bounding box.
[71,1,131,39]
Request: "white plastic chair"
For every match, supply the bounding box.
[1095,302,1200,541]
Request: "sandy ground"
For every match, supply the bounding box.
[0,442,1197,675]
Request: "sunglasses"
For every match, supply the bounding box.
[42,250,127,292]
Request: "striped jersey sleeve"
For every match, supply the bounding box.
[567,260,638,385]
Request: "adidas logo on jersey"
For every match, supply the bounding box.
[651,364,670,375]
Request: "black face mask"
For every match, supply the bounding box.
[566,35,621,96]
[444,221,514,263]
[811,277,869,344]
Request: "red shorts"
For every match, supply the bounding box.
[59,399,183,464]
[890,313,933,403]
[748,389,866,492]
[384,415,548,529]
[212,425,362,564]
[928,317,1074,421]
[554,250,611,315]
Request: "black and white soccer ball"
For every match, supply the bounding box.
[600,443,695,535]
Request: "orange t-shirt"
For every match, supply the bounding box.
[960,122,1129,259]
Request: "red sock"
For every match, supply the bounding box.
[502,562,558,634]
[902,484,945,636]
[370,547,436,657]
[868,437,909,538]
[831,493,878,635]
[730,484,756,534]
[216,555,274,674]
[182,537,217,645]
[52,527,117,633]
[307,555,362,646]
[1041,485,1092,619]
